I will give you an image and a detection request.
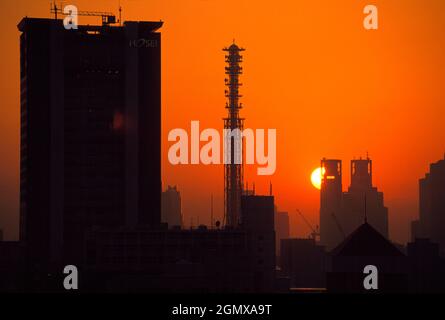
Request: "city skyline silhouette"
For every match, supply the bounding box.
[0,0,444,250]
[0,0,444,296]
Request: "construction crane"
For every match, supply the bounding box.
[51,3,119,26]
[331,212,346,239]
[296,209,320,241]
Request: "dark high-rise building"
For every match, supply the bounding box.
[0,241,24,292]
[411,156,445,254]
[241,195,276,291]
[18,17,162,273]
[320,158,343,249]
[274,210,289,257]
[342,158,388,238]
[161,185,183,228]
[407,238,445,293]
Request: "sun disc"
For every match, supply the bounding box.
[311,167,325,190]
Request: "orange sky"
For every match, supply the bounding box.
[1,0,444,243]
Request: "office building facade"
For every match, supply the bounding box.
[18,17,162,273]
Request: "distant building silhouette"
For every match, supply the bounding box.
[320,157,388,250]
[241,195,276,292]
[407,238,445,293]
[85,226,254,292]
[280,238,327,288]
[161,185,183,228]
[342,158,388,238]
[274,210,289,257]
[0,241,24,291]
[327,222,407,293]
[320,159,344,249]
[18,17,162,283]
[84,194,277,292]
[411,156,445,254]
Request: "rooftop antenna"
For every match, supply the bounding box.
[51,1,58,20]
[118,0,122,25]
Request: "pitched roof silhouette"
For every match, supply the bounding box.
[331,222,404,257]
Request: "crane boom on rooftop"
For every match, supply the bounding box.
[296,209,320,241]
[50,3,118,26]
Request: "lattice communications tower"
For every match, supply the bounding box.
[223,42,245,228]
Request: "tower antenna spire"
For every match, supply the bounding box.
[223,42,245,228]
[51,1,58,20]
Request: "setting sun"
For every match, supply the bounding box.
[311,167,325,190]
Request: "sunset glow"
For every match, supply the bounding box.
[0,0,445,244]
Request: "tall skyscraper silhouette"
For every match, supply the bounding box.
[320,159,343,249]
[342,158,388,238]
[18,17,162,276]
[161,185,183,228]
[241,195,276,291]
[275,210,290,257]
[412,156,445,254]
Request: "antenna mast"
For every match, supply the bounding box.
[118,0,122,25]
[223,42,245,228]
[51,1,58,20]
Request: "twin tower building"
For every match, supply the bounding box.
[320,157,388,250]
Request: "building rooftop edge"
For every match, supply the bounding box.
[18,17,163,32]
